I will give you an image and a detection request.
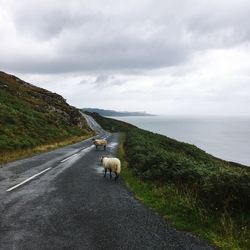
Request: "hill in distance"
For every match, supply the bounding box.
[82,108,154,117]
[0,71,92,161]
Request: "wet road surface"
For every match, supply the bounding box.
[0,114,214,249]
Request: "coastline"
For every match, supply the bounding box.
[107,115,250,167]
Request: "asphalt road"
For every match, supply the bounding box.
[0,114,214,250]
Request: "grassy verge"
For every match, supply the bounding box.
[0,132,94,165]
[118,133,250,250]
[86,112,250,249]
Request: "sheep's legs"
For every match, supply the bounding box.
[115,172,119,181]
[104,145,106,150]
[104,169,112,179]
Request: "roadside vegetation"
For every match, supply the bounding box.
[89,112,250,250]
[0,135,93,164]
[0,72,93,164]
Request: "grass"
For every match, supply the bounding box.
[90,112,250,212]
[88,111,250,250]
[0,87,91,151]
[118,133,250,250]
[0,133,95,165]
[0,71,93,164]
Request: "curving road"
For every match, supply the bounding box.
[0,114,214,249]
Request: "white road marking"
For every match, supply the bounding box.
[60,153,79,163]
[81,145,95,152]
[6,132,109,192]
[61,144,95,162]
[6,167,51,192]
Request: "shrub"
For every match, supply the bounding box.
[90,112,250,214]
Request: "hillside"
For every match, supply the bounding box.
[82,108,154,117]
[85,112,250,211]
[88,112,250,249]
[0,71,92,161]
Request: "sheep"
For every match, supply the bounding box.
[101,156,121,181]
[92,139,107,150]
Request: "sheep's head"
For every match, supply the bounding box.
[100,156,105,163]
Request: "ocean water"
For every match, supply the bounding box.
[110,116,250,166]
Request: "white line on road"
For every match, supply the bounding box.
[81,145,95,152]
[6,134,108,192]
[60,153,79,163]
[6,167,52,192]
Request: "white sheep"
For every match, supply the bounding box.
[101,156,121,181]
[92,139,107,150]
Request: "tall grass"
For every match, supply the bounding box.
[89,113,250,250]
[119,133,250,250]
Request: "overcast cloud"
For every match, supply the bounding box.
[0,0,250,115]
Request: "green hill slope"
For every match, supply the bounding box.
[88,112,250,249]
[87,112,250,212]
[0,71,92,162]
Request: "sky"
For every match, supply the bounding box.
[0,0,250,116]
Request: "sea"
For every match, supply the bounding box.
[110,115,250,167]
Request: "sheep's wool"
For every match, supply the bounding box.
[94,139,107,146]
[102,157,121,174]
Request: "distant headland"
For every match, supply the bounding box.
[82,108,155,117]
